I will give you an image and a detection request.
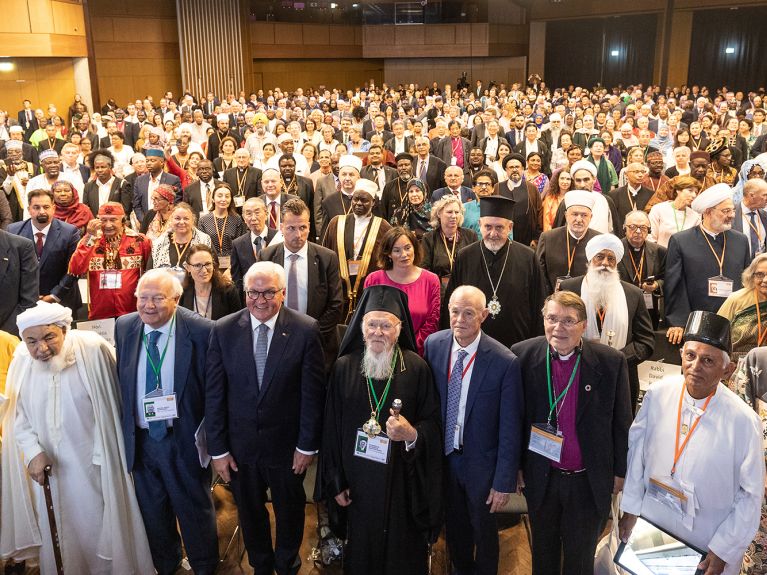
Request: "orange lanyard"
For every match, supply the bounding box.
[699,226,727,276]
[746,213,763,244]
[214,215,228,251]
[628,249,644,284]
[671,383,715,477]
[597,306,606,325]
[755,289,767,346]
[565,231,582,276]
[236,169,247,194]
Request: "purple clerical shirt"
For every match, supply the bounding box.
[550,353,584,471]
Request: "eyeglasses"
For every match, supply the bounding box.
[625,224,650,233]
[544,314,582,327]
[365,320,401,333]
[245,289,279,301]
[475,181,493,187]
[138,295,170,305]
[753,272,767,282]
[187,262,214,271]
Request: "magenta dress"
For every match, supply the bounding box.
[364,268,442,356]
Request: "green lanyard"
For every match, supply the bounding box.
[143,314,176,391]
[366,346,399,423]
[545,348,581,426]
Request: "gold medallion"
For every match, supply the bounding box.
[362,414,382,438]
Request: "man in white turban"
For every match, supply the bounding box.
[665,183,751,344]
[0,301,154,574]
[561,159,620,234]
[559,234,655,411]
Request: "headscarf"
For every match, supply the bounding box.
[732,157,767,203]
[16,301,72,335]
[53,182,94,230]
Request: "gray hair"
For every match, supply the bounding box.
[136,268,184,298]
[243,261,286,291]
[430,195,465,228]
[449,285,486,308]
[742,253,767,288]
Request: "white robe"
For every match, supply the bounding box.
[621,376,765,574]
[0,330,154,574]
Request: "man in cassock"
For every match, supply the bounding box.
[536,190,601,296]
[619,311,764,575]
[560,234,655,412]
[318,284,442,575]
[496,153,542,248]
[607,162,654,234]
[444,196,543,347]
[0,301,154,574]
[665,184,751,345]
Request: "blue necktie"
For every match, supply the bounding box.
[444,349,468,455]
[748,212,761,260]
[254,323,268,388]
[145,330,167,441]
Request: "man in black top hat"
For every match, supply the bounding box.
[444,195,544,347]
[619,311,764,575]
[317,284,443,575]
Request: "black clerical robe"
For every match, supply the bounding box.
[535,226,601,295]
[607,185,654,235]
[665,226,751,327]
[318,349,442,575]
[497,179,542,248]
[444,240,544,347]
[381,178,410,221]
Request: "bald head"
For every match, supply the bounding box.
[743,178,767,210]
[448,285,489,346]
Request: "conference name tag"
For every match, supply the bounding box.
[528,423,563,463]
[354,429,390,464]
[348,259,361,276]
[218,256,231,269]
[648,476,690,517]
[143,392,178,421]
[707,275,733,298]
[450,156,458,166]
[234,195,245,208]
[643,292,653,309]
[100,270,122,290]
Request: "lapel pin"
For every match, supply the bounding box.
[585,384,592,392]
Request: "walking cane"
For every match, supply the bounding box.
[42,465,64,575]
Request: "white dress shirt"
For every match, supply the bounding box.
[97,176,116,207]
[741,203,765,254]
[283,241,309,314]
[448,331,481,449]
[31,222,51,249]
[136,317,177,429]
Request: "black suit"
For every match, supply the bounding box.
[413,154,447,194]
[205,307,326,575]
[206,129,242,160]
[230,229,278,298]
[607,185,655,235]
[17,109,37,138]
[259,242,343,370]
[383,135,414,155]
[365,129,392,143]
[535,227,601,295]
[120,121,141,148]
[223,166,262,200]
[617,239,667,330]
[82,176,132,217]
[183,178,221,220]
[511,337,632,575]
[7,218,80,311]
[513,139,552,176]
[35,137,65,154]
[0,229,38,335]
[434,135,472,168]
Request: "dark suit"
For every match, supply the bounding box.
[230,229,278,299]
[259,242,343,370]
[733,202,767,258]
[511,337,632,575]
[35,137,65,154]
[617,239,667,330]
[132,172,182,222]
[120,121,141,149]
[360,164,397,191]
[365,129,392,143]
[7,218,80,311]
[83,176,132,217]
[383,135,414,155]
[424,329,524,575]
[183,178,221,220]
[513,139,552,176]
[431,185,476,204]
[434,135,472,168]
[223,166,262,199]
[413,153,447,194]
[559,276,655,411]
[607,185,655,235]
[471,124,506,148]
[313,173,338,239]
[0,229,39,336]
[535,226,601,295]
[205,307,326,575]
[114,307,219,575]
[17,109,37,138]
[505,127,526,149]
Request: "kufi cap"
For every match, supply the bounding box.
[253,112,268,124]
[338,284,416,356]
[16,301,72,336]
[353,178,378,197]
[39,149,59,161]
[479,195,515,221]
[570,159,597,179]
[277,132,293,144]
[395,152,414,163]
[98,201,125,217]
[9,125,24,134]
[338,154,362,173]
[683,310,731,353]
[144,147,164,158]
[149,126,164,137]
[5,140,23,151]
[564,190,595,210]
[690,183,732,214]
[216,113,229,123]
[585,233,624,262]
[690,150,711,162]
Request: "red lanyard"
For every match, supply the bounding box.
[447,350,478,383]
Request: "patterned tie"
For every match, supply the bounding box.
[270,201,278,228]
[253,235,263,257]
[254,323,268,388]
[35,232,44,259]
[748,212,761,259]
[287,253,299,310]
[419,160,426,181]
[444,349,468,455]
[335,177,341,193]
[145,330,167,441]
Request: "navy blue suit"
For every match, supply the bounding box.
[115,307,218,575]
[431,185,477,204]
[205,306,326,575]
[424,329,524,575]
[8,218,81,311]
[132,171,182,222]
[0,230,38,336]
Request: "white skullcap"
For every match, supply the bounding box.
[216,113,229,123]
[585,233,624,262]
[277,132,293,144]
[563,190,595,210]
[9,125,23,133]
[570,160,597,179]
[353,178,378,197]
[5,140,22,151]
[549,113,562,121]
[690,183,732,214]
[338,154,363,173]
[17,301,73,335]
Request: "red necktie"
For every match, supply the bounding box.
[35,232,44,259]
[270,201,278,228]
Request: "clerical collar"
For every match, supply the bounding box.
[628,184,641,196]
[700,224,720,239]
[549,344,578,360]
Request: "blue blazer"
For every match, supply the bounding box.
[132,171,182,222]
[205,306,326,467]
[423,329,524,493]
[430,185,476,204]
[8,218,81,310]
[115,306,213,471]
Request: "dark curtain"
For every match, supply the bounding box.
[688,7,767,92]
[544,14,657,89]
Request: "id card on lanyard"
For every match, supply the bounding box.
[141,315,178,421]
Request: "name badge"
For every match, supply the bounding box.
[555,275,570,292]
[707,275,733,298]
[643,292,654,309]
[348,259,361,276]
[354,429,390,464]
[528,423,563,463]
[100,270,122,290]
[648,476,690,517]
[440,275,451,288]
[450,156,458,166]
[218,255,231,269]
[234,195,245,208]
[143,391,178,421]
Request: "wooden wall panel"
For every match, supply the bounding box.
[251,59,383,93]
[384,56,527,88]
[29,0,56,33]
[0,1,33,34]
[251,22,363,59]
[0,58,76,119]
[52,1,86,35]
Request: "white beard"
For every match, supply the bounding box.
[361,345,395,380]
[585,265,621,309]
[35,336,75,375]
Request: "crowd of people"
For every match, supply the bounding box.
[0,76,766,575]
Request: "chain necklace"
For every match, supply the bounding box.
[479,242,510,318]
[362,346,400,437]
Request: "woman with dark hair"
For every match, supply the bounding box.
[212,136,238,176]
[363,226,441,355]
[197,183,246,267]
[180,244,242,320]
[392,179,433,241]
[524,151,549,195]
[541,168,571,232]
